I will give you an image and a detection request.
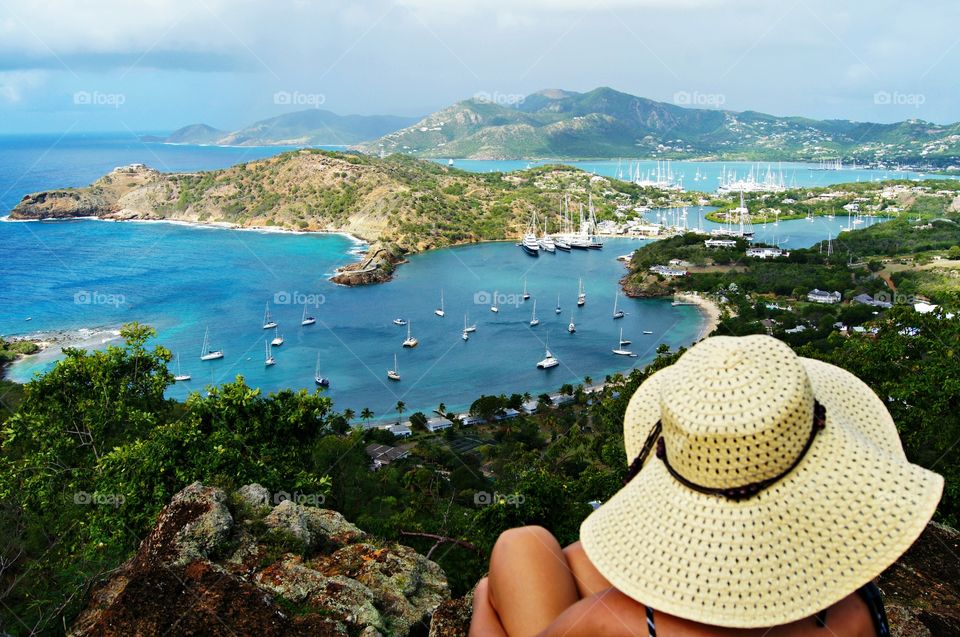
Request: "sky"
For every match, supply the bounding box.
[0,0,958,133]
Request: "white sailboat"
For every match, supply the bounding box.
[577,278,586,307]
[642,330,654,335]
[529,300,540,326]
[536,342,559,369]
[612,328,637,356]
[271,327,284,347]
[265,340,276,367]
[490,296,499,313]
[199,328,224,361]
[301,305,316,326]
[402,321,418,347]
[387,353,401,381]
[173,354,191,382]
[522,278,530,301]
[263,303,277,330]
[463,314,476,332]
[568,313,576,333]
[612,291,625,319]
[435,289,445,317]
[314,352,329,387]
[555,295,562,315]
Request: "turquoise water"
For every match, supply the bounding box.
[0,220,701,418]
[0,133,898,420]
[442,158,954,190]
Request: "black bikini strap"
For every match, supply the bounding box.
[857,582,891,637]
[646,606,656,637]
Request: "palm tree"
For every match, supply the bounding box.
[522,392,532,404]
[360,407,374,423]
[395,400,406,422]
[437,402,446,415]
[343,408,355,423]
[583,376,593,388]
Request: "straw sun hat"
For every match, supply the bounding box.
[580,334,943,628]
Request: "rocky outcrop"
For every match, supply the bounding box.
[69,482,449,637]
[11,164,161,220]
[879,521,960,636]
[620,272,675,298]
[331,242,406,286]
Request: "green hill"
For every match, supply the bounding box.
[356,87,960,164]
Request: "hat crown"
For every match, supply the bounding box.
[658,335,815,489]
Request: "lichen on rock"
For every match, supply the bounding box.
[68,483,450,637]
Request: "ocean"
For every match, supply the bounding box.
[0,132,901,420]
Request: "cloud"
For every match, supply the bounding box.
[0,70,47,103]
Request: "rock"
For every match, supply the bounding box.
[315,543,449,636]
[330,242,404,286]
[236,483,273,509]
[879,521,960,636]
[428,589,474,637]
[264,499,312,547]
[69,483,451,637]
[303,507,368,548]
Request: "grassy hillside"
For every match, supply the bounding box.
[10,151,641,254]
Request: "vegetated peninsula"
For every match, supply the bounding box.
[8,150,644,284]
[141,108,419,146]
[356,86,960,165]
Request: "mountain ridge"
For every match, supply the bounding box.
[142,109,419,146]
[355,86,960,164]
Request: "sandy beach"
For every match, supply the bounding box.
[673,292,722,339]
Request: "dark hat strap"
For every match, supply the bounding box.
[626,401,827,500]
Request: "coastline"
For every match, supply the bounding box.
[674,292,722,339]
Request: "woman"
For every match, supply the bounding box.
[470,335,943,636]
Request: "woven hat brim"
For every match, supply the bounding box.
[582,359,943,628]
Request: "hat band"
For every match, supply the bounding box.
[627,401,827,500]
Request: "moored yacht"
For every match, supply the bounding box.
[263,303,277,330]
[521,233,540,256]
[199,328,224,361]
[529,300,539,326]
[301,305,316,326]
[612,292,625,319]
[271,327,284,347]
[568,313,576,333]
[387,353,401,381]
[577,278,586,307]
[393,317,407,326]
[435,289,445,317]
[265,341,276,367]
[536,345,559,369]
[402,322,418,348]
[314,352,329,387]
[612,328,637,356]
[173,354,191,382]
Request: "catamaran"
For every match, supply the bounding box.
[387,353,401,381]
[536,344,559,369]
[555,296,562,315]
[301,305,316,326]
[173,354,191,382]
[402,321,418,348]
[577,278,586,307]
[264,341,276,367]
[435,289,445,317]
[314,352,329,387]
[262,303,278,330]
[199,328,224,361]
[271,327,284,347]
[612,291,625,319]
[568,313,576,333]
[612,328,637,356]
[529,300,539,326]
